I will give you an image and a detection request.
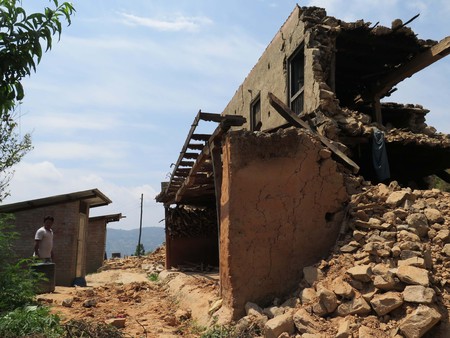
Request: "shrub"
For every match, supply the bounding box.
[0,215,43,313]
[63,319,123,337]
[0,306,63,338]
[200,324,235,338]
[148,273,159,282]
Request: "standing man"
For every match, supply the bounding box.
[34,216,54,262]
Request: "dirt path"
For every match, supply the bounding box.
[37,250,220,337]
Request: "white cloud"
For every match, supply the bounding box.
[20,24,266,120]
[119,13,213,32]
[3,161,165,230]
[29,141,127,162]
[8,161,63,184]
[22,110,121,133]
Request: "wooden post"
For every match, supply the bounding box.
[268,92,360,173]
[210,139,223,297]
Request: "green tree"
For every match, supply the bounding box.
[134,243,145,256]
[0,0,75,201]
[0,108,32,201]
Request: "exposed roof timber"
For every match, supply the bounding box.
[185,176,213,185]
[174,117,245,203]
[184,153,200,159]
[175,148,211,202]
[335,25,437,109]
[192,134,211,141]
[362,36,450,102]
[392,13,420,32]
[187,143,204,150]
[157,111,246,205]
[179,161,195,167]
[268,92,360,173]
[165,110,217,187]
[174,168,192,174]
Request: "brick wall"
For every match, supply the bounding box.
[7,201,83,286]
[86,218,107,274]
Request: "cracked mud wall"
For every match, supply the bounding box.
[219,128,348,318]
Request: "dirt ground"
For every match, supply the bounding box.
[36,247,221,338]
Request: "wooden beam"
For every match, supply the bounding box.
[373,36,450,99]
[179,160,195,167]
[268,92,360,173]
[187,143,204,150]
[184,176,213,186]
[210,140,223,223]
[174,168,191,175]
[184,152,199,159]
[192,134,210,141]
[163,110,204,195]
[220,115,247,128]
[373,95,382,124]
[198,112,223,122]
[174,115,245,204]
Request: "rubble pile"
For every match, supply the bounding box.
[332,104,450,148]
[98,245,165,272]
[297,6,450,151]
[232,181,450,338]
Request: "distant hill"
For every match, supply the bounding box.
[106,227,165,257]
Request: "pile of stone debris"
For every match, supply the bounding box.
[232,181,450,338]
[98,245,166,272]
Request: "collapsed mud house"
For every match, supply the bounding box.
[156,5,450,318]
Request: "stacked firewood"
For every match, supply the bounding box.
[166,206,217,238]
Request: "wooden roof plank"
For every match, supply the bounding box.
[187,143,204,150]
[184,152,200,159]
[167,114,246,205]
[268,92,360,174]
[199,112,224,122]
[372,36,450,100]
[179,160,195,167]
[191,134,210,141]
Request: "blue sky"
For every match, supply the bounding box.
[3,0,450,230]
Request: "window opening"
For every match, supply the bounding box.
[250,95,262,131]
[289,44,305,115]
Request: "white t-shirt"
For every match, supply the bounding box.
[35,226,53,259]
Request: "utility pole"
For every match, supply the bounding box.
[137,193,143,257]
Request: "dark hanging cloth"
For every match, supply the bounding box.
[372,128,390,182]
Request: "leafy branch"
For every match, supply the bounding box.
[0,0,75,114]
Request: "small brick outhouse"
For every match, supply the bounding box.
[0,188,113,286]
[87,213,123,274]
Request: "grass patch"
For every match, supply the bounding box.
[148,273,159,282]
[200,324,235,338]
